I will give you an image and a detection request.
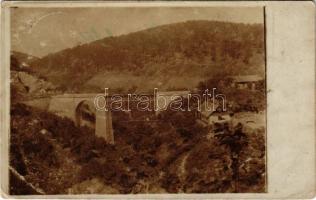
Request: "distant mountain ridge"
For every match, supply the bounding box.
[28,20,265,93]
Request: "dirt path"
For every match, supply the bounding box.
[179,153,189,181]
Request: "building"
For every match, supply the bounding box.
[196,100,232,130]
[231,75,263,90]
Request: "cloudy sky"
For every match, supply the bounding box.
[11,7,264,58]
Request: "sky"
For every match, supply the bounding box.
[11,7,264,58]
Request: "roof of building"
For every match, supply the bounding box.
[199,100,228,118]
[232,75,263,83]
[201,110,213,118]
[200,100,218,110]
[201,110,230,118]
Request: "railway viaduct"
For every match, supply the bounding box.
[48,93,114,144]
[48,91,190,144]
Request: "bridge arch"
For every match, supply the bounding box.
[48,94,114,144]
[75,100,96,129]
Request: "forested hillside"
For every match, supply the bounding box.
[30,20,264,92]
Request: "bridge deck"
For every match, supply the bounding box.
[52,93,155,98]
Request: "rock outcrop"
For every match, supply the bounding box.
[11,70,57,100]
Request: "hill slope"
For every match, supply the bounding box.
[30,20,265,92]
[10,52,58,101]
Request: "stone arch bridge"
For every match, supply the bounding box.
[48,91,190,144]
[48,94,114,144]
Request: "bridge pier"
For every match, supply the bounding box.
[95,109,114,144]
[48,94,115,145]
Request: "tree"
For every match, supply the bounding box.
[218,123,248,192]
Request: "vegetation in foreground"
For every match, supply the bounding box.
[10,103,265,194]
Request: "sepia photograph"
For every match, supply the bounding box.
[8,5,267,195]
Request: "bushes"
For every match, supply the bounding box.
[10,105,60,169]
[10,103,102,193]
[10,103,266,194]
[10,103,31,116]
[237,128,266,192]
